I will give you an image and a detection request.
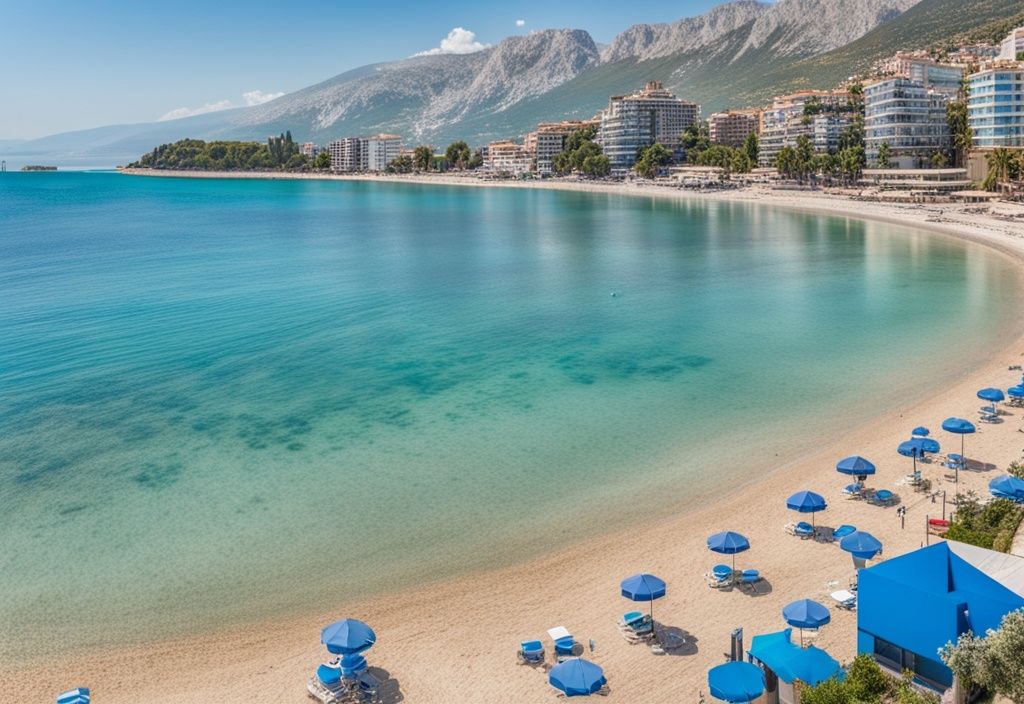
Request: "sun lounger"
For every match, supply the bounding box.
[794,521,814,538]
[842,483,864,499]
[831,589,856,610]
[307,664,350,704]
[356,672,382,704]
[739,569,762,592]
[548,626,583,661]
[56,690,90,704]
[869,489,896,506]
[706,563,734,588]
[518,639,546,665]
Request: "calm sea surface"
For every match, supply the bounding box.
[1,172,1020,659]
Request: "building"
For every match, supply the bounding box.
[485,141,532,175]
[858,168,971,193]
[708,110,760,147]
[999,26,1024,60]
[864,77,951,168]
[967,64,1024,148]
[328,137,366,172]
[758,91,856,167]
[878,53,964,97]
[525,120,599,175]
[365,134,403,172]
[948,44,1000,65]
[596,81,699,173]
[301,142,322,159]
[857,541,1024,692]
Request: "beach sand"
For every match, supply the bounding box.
[5,172,1024,703]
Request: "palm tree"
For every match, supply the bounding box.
[983,148,1015,192]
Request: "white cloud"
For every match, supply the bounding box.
[158,89,285,121]
[516,19,525,27]
[243,89,284,106]
[416,27,489,56]
[158,100,233,121]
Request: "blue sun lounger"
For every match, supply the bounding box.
[518,640,545,665]
[56,690,90,704]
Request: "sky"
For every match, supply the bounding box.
[0,0,726,140]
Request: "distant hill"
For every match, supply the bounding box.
[5,0,1022,163]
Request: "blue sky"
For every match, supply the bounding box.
[0,0,726,139]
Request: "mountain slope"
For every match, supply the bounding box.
[6,0,1021,162]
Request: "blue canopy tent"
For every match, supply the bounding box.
[911,426,930,437]
[786,491,827,528]
[941,418,976,483]
[841,530,883,569]
[549,658,606,697]
[749,629,843,686]
[321,618,376,655]
[708,531,750,572]
[990,475,1024,502]
[56,690,90,704]
[708,661,766,703]
[783,599,831,646]
[621,572,666,622]
[857,542,1024,689]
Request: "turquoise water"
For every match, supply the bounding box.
[1,173,1020,660]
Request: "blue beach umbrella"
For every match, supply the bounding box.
[621,573,667,621]
[708,531,750,571]
[978,387,1005,403]
[1008,386,1024,399]
[942,418,976,483]
[321,618,376,655]
[920,438,940,454]
[783,599,831,646]
[786,491,827,527]
[836,456,876,477]
[911,426,930,437]
[708,661,766,703]
[549,658,606,697]
[840,530,882,561]
[990,475,1024,502]
[898,439,926,473]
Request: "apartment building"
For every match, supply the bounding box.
[596,81,699,173]
[864,77,951,168]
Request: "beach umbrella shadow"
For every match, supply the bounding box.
[740,577,773,597]
[654,624,699,656]
[366,666,405,703]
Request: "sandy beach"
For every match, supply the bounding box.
[6,171,1024,704]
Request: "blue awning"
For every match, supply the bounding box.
[748,629,843,686]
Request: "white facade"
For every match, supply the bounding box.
[485,141,532,175]
[999,27,1024,61]
[967,66,1024,148]
[365,135,403,172]
[758,91,856,167]
[597,81,698,173]
[864,78,950,168]
[328,137,366,172]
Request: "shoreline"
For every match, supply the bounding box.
[8,171,1024,703]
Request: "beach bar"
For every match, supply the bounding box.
[856,542,1024,694]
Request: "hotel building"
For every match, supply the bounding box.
[864,77,951,168]
[758,90,855,166]
[708,110,760,147]
[485,141,532,175]
[525,120,600,175]
[999,27,1024,60]
[596,81,699,173]
[967,64,1024,148]
[328,134,403,172]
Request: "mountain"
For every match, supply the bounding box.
[6,0,1022,163]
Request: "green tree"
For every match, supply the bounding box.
[413,146,433,172]
[634,143,672,178]
[983,148,1016,191]
[930,151,948,169]
[743,132,759,166]
[947,101,971,168]
[877,142,892,169]
[387,155,414,174]
[284,153,308,170]
[581,154,610,177]
[468,149,484,170]
[680,122,711,163]
[845,654,891,702]
[775,145,799,180]
[445,141,471,170]
[552,128,606,177]
[314,150,331,170]
[941,609,1024,703]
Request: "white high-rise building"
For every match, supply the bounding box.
[596,81,699,173]
[967,65,1024,148]
[999,27,1024,60]
[365,134,403,171]
[758,90,856,167]
[328,137,366,172]
[864,77,950,168]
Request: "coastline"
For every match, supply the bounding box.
[7,170,1024,703]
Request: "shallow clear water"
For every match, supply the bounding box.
[0,173,1020,659]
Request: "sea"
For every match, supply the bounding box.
[1,171,1020,660]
